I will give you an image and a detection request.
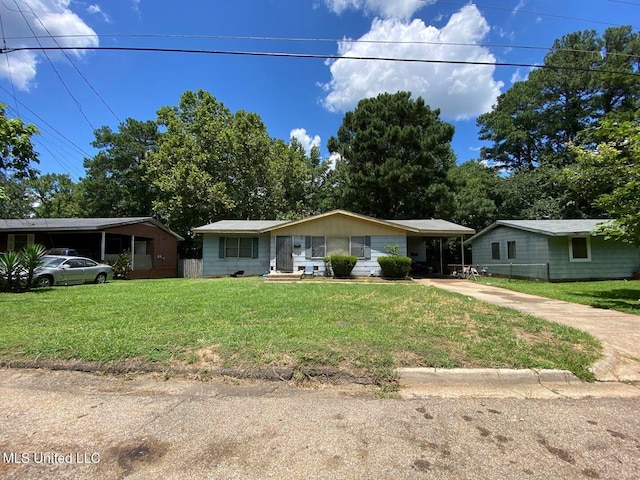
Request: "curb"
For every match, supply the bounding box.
[396,368,640,399]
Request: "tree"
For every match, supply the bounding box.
[565,114,640,246]
[327,91,456,219]
[80,118,158,217]
[0,104,39,216]
[448,160,498,231]
[477,26,639,220]
[28,173,81,218]
[145,90,322,251]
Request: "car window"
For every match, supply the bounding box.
[66,259,85,268]
[84,260,98,267]
[41,256,66,267]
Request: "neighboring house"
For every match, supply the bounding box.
[192,209,475,277]
[0,217,183,279]
[466,219,640,281]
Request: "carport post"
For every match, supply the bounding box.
[439,238,443,276]
[130,235,135,271]
[461,236,465,273]
[100,232,106,262]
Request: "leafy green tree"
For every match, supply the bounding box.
[28,173,81,218]
[448,160,498,231]
[145,90,323,250]
[80,118,158,217]
[327,91,456,219]
[0,104,39,217]
[565,114,640,245]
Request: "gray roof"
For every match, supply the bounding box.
[0,217,184,240]
[467,219,613,244]
[387,219,475,235]
[192,211,475,236]
[192,219,290,234]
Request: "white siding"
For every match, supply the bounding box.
[202,233,271,276]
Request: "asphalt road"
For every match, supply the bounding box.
[1,369,639,479]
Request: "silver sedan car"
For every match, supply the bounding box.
[34,256,114,287]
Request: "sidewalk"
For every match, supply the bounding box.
[417,278,640,382]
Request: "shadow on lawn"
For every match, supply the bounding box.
[572,288,640,314]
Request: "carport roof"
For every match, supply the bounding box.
[0,217,184,240]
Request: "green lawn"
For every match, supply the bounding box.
[476,277,640,315]
[0,278,601,382]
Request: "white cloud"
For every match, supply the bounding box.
[0,0,99,91]
[325,152,341,170]
[321,5,504,120]
[132,0,141,13]
[290,128,321,154]
[87,4,111,23]
[325,0,433,20]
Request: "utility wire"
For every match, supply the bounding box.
[0,6,18,115]
[15,0,120,123]
[431,0,638,29]
[4,32,639,61]
[3,45,638,77]
[6,0,95,130]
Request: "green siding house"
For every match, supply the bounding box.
[467,219,640,282]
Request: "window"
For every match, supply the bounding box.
[310,236,325,258]
[351,236,365,258]
[507,241,517,259]
[569,237,591,262]
[327,237,349,256]
[225,237,253,258]
[7,234,34,251]
[491,242,500,260]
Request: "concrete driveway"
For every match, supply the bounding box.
[419,279,640,382]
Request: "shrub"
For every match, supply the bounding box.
[21,244,47,289]
[378,256,412,279]
[108,251,132,280]
[329,255,358,278]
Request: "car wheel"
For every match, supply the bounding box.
[36,276,53,288]
[95,273,107,284]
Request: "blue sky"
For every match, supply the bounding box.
[0,0,637,180]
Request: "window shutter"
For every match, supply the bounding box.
[252,237,259,259]
[27,234,35,246]
[219,237,225,258]
[7,234,15,251]
[305,236,311,259]
[364,236,371,259]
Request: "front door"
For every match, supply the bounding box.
[276,236,293,272]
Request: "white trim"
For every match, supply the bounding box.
[568,236,591,262]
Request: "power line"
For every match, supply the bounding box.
[15,0,120,124]
[431,0,638,29]
[0,6,18,115]
[4,32,639,61]
[3,45,638,77]
[4,0,95,130]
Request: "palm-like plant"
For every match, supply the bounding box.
[20,244,47,289]
[0,251,24,291]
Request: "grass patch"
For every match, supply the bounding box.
[0,278,601,381]
[477,277,640,315]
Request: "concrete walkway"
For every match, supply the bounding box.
[417,279,640,382]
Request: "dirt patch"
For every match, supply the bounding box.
[537,437,576,464]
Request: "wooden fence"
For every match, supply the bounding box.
[179,258,203,278]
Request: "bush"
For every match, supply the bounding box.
[329,255,358,278]
[108,251,132,280]
[378,256,412,279]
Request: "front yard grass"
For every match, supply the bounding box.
[476,277,640,315]
[0,277,601,382]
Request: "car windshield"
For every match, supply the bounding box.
[40,256,67,267]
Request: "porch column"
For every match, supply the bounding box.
[100,232,106,262]
[130,235,135,271]
[439,238,443,276]
[461,236,465,272]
